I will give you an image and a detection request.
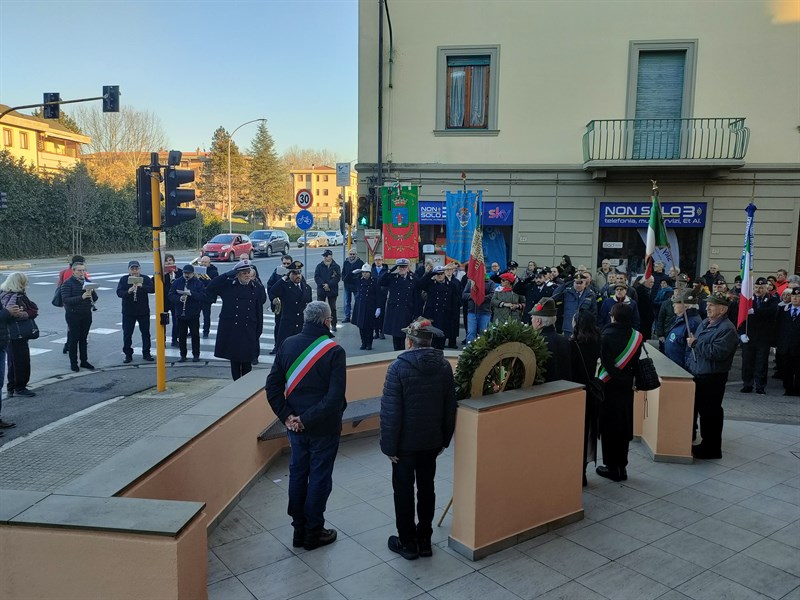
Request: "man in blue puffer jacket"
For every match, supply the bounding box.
[380,317,457,561]
[664,289,702,371]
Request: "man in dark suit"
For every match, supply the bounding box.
[776,288,800,396]
[739,277,779,394]
[530,297,573,382]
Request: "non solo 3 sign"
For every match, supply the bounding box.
[600,202,707,228]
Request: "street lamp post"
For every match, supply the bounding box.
[228,118,266,234]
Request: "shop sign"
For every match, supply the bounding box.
[418,200,515,226]
[602,241,623,249]
[600,202,706,228]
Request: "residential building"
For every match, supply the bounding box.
[0,105,91,173]
[288,165,359,230]
[357,0,800,276]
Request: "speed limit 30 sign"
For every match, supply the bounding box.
[295,189,313,210]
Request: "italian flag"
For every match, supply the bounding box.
[467,225,485,306]
[737,203,757,329]
[644,192,669,279]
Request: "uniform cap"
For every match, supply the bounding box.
[128,260,140,268]
[676,273,691,283]
[500,273,515,283]
[321,249,333,257]
[432,265,445,274]
[614,282,629,290]
[396,258,410,266]
[714,277,727,286]
[360,264,372,273]
[791,287,800,296]
[507,260,519,268]
[673,289,697,304]
[530,297,557,317]
[706,292,730,306]
[755,277,768,285]
[401,317,444,339]
[234,259,252,273]
[182,264,194,273]
[287,261,304,271]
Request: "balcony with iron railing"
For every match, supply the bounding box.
[582,117,749,174]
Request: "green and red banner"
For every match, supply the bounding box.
[381,184,419,260]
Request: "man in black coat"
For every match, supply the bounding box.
[341,249,364,323]
[514,268,555,316]
[269,261,313,351]
[380,317,456,560]
[739,277,779,394]
[197,256,220,338]
[168,265,206,363]
[267,254,295,354]
[381,258,418,351]
[266,301,346,551]
[416,266,457,350]
[61,261,98,372]
[314,249,341,331]
[116,260,155,364]
[776,288,800,396]
[530,297,573,383]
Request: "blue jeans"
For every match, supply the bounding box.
[0,344,5,415]
[287,431,340,533]
[466,312,491,344]
[343,287,355,320]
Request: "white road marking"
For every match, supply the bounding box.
[89,328,119,335]
[28,348,52,356]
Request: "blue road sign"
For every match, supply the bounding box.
[296,209,314,231]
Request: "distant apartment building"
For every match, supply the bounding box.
[288,165,359,229]
[0,105,91,173]
[357,0,800,275]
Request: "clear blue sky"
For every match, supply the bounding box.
[0,0,358,160]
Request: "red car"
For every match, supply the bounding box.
[202,234,254,262]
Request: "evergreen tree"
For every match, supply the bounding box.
[31,108,83,135]
[247,120,289,223]
[199,126,248,219]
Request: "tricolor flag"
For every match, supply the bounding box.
[737,203,757,329]
[467,192,485,306]
[644,188,669,279]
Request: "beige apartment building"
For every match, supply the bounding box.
[289,165,359,230]
[0,105,91,174]
[357,0,800,276]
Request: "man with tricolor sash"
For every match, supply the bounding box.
[266,301,347,551]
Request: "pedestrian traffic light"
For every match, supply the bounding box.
[136,166,153,227]
[357,196,369,227]
[43,93,60,119]
[103,85,120,113]
[164,151,196,227]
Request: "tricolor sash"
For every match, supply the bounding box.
[285,335,338,397]
[597,330,644,383]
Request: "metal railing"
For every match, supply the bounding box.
[583,117,749,162]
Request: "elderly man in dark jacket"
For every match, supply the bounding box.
[380,317,456,560]
[206,261,267,380]
[266,301,346,551]
[341,249,364,323]
[381,258,418,351]
[314,250,341,331]
[116,260,155,364]
[270,261,313,351]
[530,297,571,383]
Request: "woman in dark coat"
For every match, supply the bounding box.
[205,262,267,380]
[352,264,378,350]
[371,256,389,340]
[596,302,643,482]
[380,259,418,351]
[558,255,576,282]
[569,310,602,486]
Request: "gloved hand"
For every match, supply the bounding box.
[740,334,750,343]
[747,308,754,315]
[389,265,398,273]
[375,308,381,317]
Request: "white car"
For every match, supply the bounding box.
[325,230,344,246]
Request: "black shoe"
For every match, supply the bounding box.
[417,538,432,557]
[171,341,179,348]
[179,356,187,363]
[6,389,13,397]
[740,386,753,393]
[123,356,133,364]
[379,332,385,340]
[252,358,259,366]
[15,389,35,397]
[79,362,95,370]
[359,344,366,350]
[366,345,372,350]
[202,332,209,338]
[756,388,766,395]
[303,528,337,551]
[0,419,16,429]
[343,318,351,324]
[192,357,200,363]
[0,431,4,437]
[692,445,722,459]
[62,345,68,354]
[292,528,305,548]
[596,465,626,482]
[142,355,154,362]
[331,325,337,332]
[70,364,79,372]
[269,348,278,355]
[388,535,419,560]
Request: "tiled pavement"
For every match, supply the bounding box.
[209,421,800,600]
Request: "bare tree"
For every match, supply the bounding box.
[280,145,340,171]
[76,106,169,188]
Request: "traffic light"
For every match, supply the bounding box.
[43,93,60,119]
[103,85,120,112]
[136,166,153,227]
[344,198,353,225]
[357,196,369,227]
[164,151,196,227]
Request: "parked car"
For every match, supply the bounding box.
[296,231,329,248]
[325,230,344,246]
[202,234,253,262]
[250,230,290,257]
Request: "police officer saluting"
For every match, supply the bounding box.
[381,258,418,351]
[416,265,456,350]
[116,260,155,364]
[269,261,313,351]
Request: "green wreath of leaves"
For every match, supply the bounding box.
[453,319,552,400]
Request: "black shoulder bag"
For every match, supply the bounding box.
[634,342,660,391]
[574,341,604,408]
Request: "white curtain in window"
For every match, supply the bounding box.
[469,65,487,127]
[449,68,465,128]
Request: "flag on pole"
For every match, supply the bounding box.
[644,184,669,279]
[737,203,757,329]
[466,193,485,306]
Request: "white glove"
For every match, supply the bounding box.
[740,334,750,343]
[747,308,754,315]
[375,308,381,317]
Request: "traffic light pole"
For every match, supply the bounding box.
[149,155,167,392]
[0,87,120,121]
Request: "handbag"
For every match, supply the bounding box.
[52,284,63,308]
[574,341,604,407]
[634,343,660,391]
[9,317,39,341]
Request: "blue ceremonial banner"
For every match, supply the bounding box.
[445,190,481,263]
